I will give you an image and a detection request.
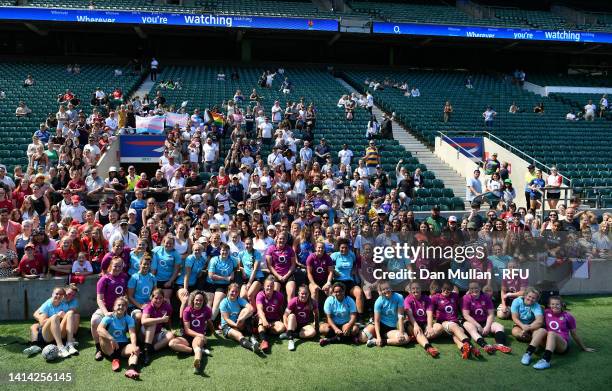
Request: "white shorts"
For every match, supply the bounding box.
[442,321,459,335]
[141,326,168,343]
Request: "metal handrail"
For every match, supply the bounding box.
[438,130,573,187]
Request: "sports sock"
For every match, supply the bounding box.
[239,337,253,350]
[461,338,470,344]
[111,350,121,360]
[494,331,507,345]
[424,343,433,350]
[287,330,294,340]
[95,343,101,352]
[260,331,269,342]
[128,364,137,371]
[476,338,486,347]
[542,349,552,362]
[526,345,536,355]
[381,338,388,347]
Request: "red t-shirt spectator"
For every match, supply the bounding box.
[18,254,45,276]
[0,199,14,212]
[49,247,76,276]
[12,187,32,209]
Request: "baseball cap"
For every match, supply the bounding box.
[322,185,330,191]
[128,208,137,215]
[504,179,512,184]
[448,216,458,222]
[311,187,321,193]
[377,208,386,215]
[109,166,117,172]
[71,195,80,202]
[267,225,276,231]
[432,204,440,211]
[253,209,262,214]
[119,219,128,225]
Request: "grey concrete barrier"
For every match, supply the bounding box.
[1,276,98,321]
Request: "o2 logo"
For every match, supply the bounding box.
[266,305,276,314]
[113,329,123,338]
[141,286,151,296]
[316,266,325,274]
[548,320,560,331]
[475,308,484,317]
[115,286,124,295]
[278,255,287,264]
[444,305,454,314]
[191,319,201,328]
[416,308,425,317]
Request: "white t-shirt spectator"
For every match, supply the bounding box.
[202,142,219,163]
[108,231,138,251]
[547,174,562,194]
[63,204,87,223]
[161,162,179,182]
[72,260,93,274]
[338,149,354,167]
[466,177,482,201]
[260,122,273,139]
[585,103,596,116]
[84,143,101,160]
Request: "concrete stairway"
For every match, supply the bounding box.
[335,78,469,210]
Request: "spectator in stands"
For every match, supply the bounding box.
[528,169,545,210]
[442,101,453,123]
[365,91,374,114]
[546,167,562,210]
[93,87,107,106]
[482,106,496,128]
[509,102,520,114]
[15,101,32,117]
[465,75,473,89]
[524,164,537,207]
[599,94,608,118]
[0,89,5,99]
[363,140,380,177]
[533,102,544,114]
[366,115,379,140]
[584,100,596,121]
[466,169,482,203]
[484,153,500,177]
[566,110,578,121]
[23,74,35,87]
[33,124,51,145]
[410,86,420,97]
[150,57,159,81]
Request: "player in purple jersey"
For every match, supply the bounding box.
[96,297,141,379]
[91,257,129,361]
[256,276,287,353]
[266,232,297,303]
[497,260,528,319]
[141,288,181,366]
[283,285,319,351]
[404,282,439,357]
[171,290,214,374]
[426,281,474,359]
[306,241,334,305]
[462,282,512,355]
[521,296,595,369]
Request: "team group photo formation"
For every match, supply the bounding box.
[0,0,611,390]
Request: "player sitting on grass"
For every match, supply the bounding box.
[521,296,595,370]
[461,281,512,355]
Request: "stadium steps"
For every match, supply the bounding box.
[335,77,469,210]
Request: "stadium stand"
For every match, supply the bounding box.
[527,73,612,88]
[0,63,142,174]
[342,70,612,205]
[24,0,333,18]
[150,65,460,210]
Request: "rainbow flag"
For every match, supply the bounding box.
[211,112,225,127]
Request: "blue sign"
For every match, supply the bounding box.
[373,22,612,44]
[0,6,338,32]
[120,135,166,163]
[442,136,484,161]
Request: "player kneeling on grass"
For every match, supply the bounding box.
[510,287,544,343]
[521,296,595,370]
[319,282,360,346]
[256,276,287,353]
[427,281,475,359]
[219,282,261,353]
[171,290,214,374]
[96,296,140,379]
[140,288,181,366]
[462,281,511,355]
[403,281,439,357]
[362,282,409,348]
[23,287,79,358]
[283,284,319,351]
